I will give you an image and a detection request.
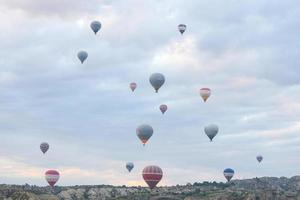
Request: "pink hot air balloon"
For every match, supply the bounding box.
[45,170,60,187]
[142,165,163,189]
[199,88,211,102]
[159,104,168,114]
[130,82,137,92]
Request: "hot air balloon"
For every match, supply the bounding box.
[256,155,263,163]
[204,124,219,141]
[149,73,165,93]
[45,170,60,187]
[178,24,187,35]
[200,88,211,102]
[136,124,153,146]
[90,21,101,34]
[126,162,134,172]
[223,168,234,182]
[142,165,163,189]
[77,51,88,64]
[130,82,137,92]
[40,142,49,154]
[159,104,168,114]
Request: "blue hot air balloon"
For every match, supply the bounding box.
[126,162,134,172]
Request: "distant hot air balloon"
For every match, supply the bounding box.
[200,88,211,102]
[126,162,134,172]
[45,170,60,187]
[159,104,168,114]
[40,142,49,154]
[223,168,234,182]
[90,21,102,34]
[149,73,165,93]
[130,82,137,92]
[204,124,219,141]
[136,124,153,146]
[256,155,263,163]
[178,24,187,35]
[142,165,163,189]
[77,51,88,64]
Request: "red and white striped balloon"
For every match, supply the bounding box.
[45,170,60,187]
[199,88,211,102]
[142,165,163,189]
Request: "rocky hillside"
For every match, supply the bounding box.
[0,176,300,200]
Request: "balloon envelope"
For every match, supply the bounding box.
[45,170,60,187]
[142,165,163,189]
[178,24,187,34]
[90,21,101,34]
[136,124,153,145]
[126,162,134,172]
[149,73,165,93]
[200,88,211,102]
[159,104,168,114]
[77,51,88,64]
[204,124,219,141]
[40,142,49,154]
[256,155,263,163]
[223,168,234,182]
[130,82,137,92]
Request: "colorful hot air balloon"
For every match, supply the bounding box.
[90,21,102,34]
[142,165,163,189]
[126,162,134,172]
[159,104,168,114]
[223,168,234,182]
[149,73,165,93]
[178,24,187,35]
[204,124,219,141]
[130,82,137,92]
[200,88,211,102]
[40,142,49,154]
[136,124,153,146]
[256,155,263,163]
[77,51,88,64]
[45,170,60,187]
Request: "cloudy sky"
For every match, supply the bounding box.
[0,0,299,187]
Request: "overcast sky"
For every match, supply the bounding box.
[0,0,299,187]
